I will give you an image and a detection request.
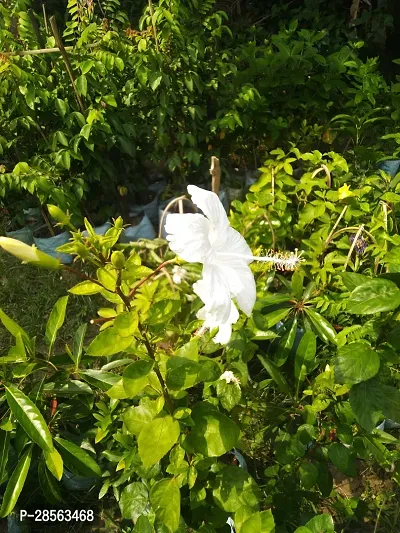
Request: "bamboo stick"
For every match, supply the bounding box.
[49,16,86,115]
[2,42,98,57]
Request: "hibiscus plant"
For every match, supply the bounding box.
[0,174,399,532]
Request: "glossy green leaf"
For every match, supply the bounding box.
[44,448,63,480]
[45,296,68,354]
[123,360,154,397]
[241,510,275,533]
[347,279,400,314]
[0,430,10,484]
[38,458,63,505]
[149,478,181,532]
[86,327,133,356]
[124,397,164,436]
[54,437,101,478]
[274,318,297,366]
[305,308,336,344]
[257,354,291,395]
[5,384,53,452]
[71,323,87,367]
[334,342,380,384]
[184,402,240,457]
[69,281,103,295]
[138,415,180,467]
[304,513,334,532]
[294,331,316,383]
[349,379,384,431]
[0,445,32,517]
[299,462,318,489]
[0,308,29,341]
[328,442,356,477]
[212,466,261,513]
[76,75,87,97]
[120,482,148,521]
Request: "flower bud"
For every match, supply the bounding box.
[111,250,126,269]
[0,237,61,270]
[47,205,70,226]
[75,242,89,259]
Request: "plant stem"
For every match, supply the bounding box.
[343,224,364,271]
[325,205,348,248]
[128,259,176,298]
[139,323,174,414]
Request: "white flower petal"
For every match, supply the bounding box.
[231,265,257,316]
[215,226,253,262]
[165,213,213,263]
[201,264,233,323]
[214,324,233,345]
[187,185,229,234]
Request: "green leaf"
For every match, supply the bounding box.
[299,462,318,489]
[69,281,103,295]
[184,402,240,457]
[305,308,336,344]
[150,478,181,533]
[292,270,304,299]
[45,296,68,354]
[44,448,63,481]
[147,299,181,326]
[0,430,10,484]
[275,318,297,366]
[380,385,400,423]
[263,308,291,328]
[76,75,87,97]
[38,458,63,505]
[71,323,87,367]
[241,510,275,533]
[340,272,370,292]
[114,311,138,337]
[123,360,154,397]
[0,445,32,517]
[175,339,199,361]
[138,415,180,467]
[54,437,101,478]
[86,328,133,356]
[166,357,201,390]
[216,380,241,411]
[134,516,153,533]
[347,279,400,314]
[212,466,261,513]
[349,379,384,431]
[294,331,316,396]
[55,99,68,118]
[120,482,148,521]
[5,384,53,452]
[334,342,380,384]
[328,442,356,477]
[304,514,334,533]
[149,72,162,91]
[257,354,291,395]
[124,397,164,436]
[0,308,29,341]
[79,369,120,390]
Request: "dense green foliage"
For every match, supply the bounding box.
[1,1,400,532]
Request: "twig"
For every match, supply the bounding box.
[2,42,98,57]
[42,2,49,35]
[148,0,159,52]
[263,213,276,249]
[41,207,55,237]
[128,258,176,298]
[325,205,348,248]
[344,224,364,271]
[271,167,275,206]
[311,164,331,188]
[139,323,174,414]
[210,156,221,195]
[158,195,189,238]
[49,16,86,115]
